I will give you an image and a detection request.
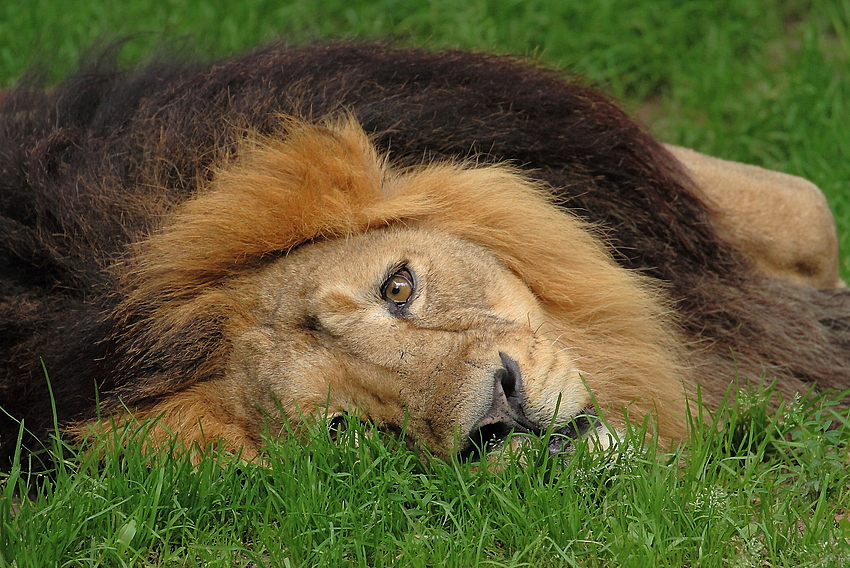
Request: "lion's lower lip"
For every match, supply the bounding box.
[543,411,598,455]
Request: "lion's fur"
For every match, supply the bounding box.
[102,119,690,456]
[1,43,848,462]
[665,144,843,289]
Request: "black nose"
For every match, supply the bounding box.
[462,353,537,459]
[496,351,521,402]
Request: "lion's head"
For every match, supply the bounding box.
[82,117,691,460]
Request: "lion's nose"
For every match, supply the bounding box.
[491,352,525,421]
[462,353,538,459]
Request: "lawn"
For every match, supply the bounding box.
[3,391,850,567]
[1,1,849,566]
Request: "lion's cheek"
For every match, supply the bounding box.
[333,341,497,456]
[230,325,415,434]
[278,320,501,454]
[519,368,592,427]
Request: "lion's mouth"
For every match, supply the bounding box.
[459,409,598,462]
[458,352,598,461]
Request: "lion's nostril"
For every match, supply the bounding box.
[497,352,522,402]
[493,367,513,399]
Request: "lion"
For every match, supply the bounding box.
[1,43,848,464]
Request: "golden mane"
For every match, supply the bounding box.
[117,116,692,443]
[4,44,848,466]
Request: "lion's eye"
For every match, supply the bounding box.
[381,267,414,305]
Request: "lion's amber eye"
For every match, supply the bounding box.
[381,267,414,305]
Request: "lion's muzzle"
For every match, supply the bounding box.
[459,353,594,460]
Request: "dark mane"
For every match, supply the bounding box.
[1,43,848,461]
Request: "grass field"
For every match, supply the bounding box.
[3,391,850,567]
[1,1,849,566]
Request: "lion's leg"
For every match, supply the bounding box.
[665,144,843,289]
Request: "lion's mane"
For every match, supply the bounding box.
[1,43,848,460]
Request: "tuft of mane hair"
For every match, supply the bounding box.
[1,43,848,462]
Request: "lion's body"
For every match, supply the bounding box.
[1,44,848,461]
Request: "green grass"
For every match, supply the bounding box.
[2,389,849,566]
[1,1,850,566]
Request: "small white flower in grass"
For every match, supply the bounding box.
[569,439,642,491]
[689,486,728,516]
[570,465,596,492]
[776,392,804,425]
[812,553,850,568]
[733,537,765,568]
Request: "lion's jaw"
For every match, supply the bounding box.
[228,226,592,459]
